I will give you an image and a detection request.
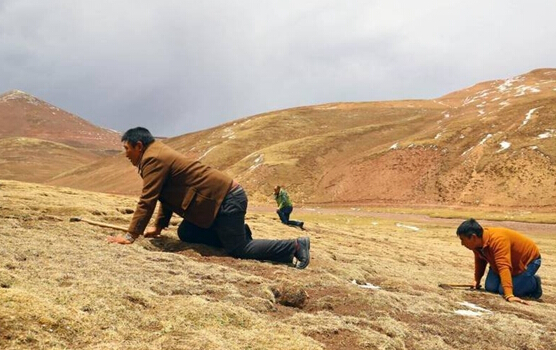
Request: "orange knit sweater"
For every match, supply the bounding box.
[473,227,540,298]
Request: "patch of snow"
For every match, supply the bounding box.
[520,107,543,128]
[479,134,493,145]
[538,129,554,139]
[351,280,380,290]
[461,146,474,156]
[198,146,216,160]
[434,133,442,140]
[458,301,492,313]
[497,141,511,153]
[514,85,541,97]
[497,77,522,92]
[248,154,264,171]
[455,301,493,317]
[454,310,484,317]
[221,127,235,139]
[478,110,485,116]
[499,101,511,108]
[390,143,399,150]
[396,223,419,231]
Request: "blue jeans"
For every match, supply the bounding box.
[277,206,303,227]
[485,257,541,297]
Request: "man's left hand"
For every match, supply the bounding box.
[506,296,530,305]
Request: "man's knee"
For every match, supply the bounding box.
[485,279,502,294]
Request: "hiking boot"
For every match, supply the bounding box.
[531,275,543,299]
[294,236,310,269]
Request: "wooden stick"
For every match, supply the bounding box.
[438,283,475,289]
[69,217,128,232]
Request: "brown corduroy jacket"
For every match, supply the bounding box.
[127,141,233,235]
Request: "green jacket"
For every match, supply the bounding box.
[275,189,293,210]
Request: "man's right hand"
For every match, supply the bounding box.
[144,226,162,238]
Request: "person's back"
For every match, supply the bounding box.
[480,227,540,276]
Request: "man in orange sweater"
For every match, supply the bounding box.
[456,218,542,304]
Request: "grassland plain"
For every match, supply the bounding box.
[1,180,555,350]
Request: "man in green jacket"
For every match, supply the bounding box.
[274,185,304,229]
[107,127,310,269]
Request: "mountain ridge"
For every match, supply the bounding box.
[2,68,556,209]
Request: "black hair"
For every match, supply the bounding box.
[121,127,155,147]
[456,218,483,238]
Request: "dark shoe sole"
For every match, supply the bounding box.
[295,236,310,269]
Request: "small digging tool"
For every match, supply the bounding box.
[70,217,128,232]
[438,283,477,290]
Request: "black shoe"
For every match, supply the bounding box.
[294,236,310,269]
[531,275,542,299]
[299,222,305,230]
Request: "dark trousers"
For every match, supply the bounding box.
[178,186,296,263]
[277,206,303,227]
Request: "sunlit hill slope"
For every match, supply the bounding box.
[2,69,556,209]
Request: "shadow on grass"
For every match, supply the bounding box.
[144,235,228,257]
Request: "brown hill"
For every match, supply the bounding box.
[0,137,101,183]
[0,90,123,185]
[48,69,556,210]
[0,90,121,151]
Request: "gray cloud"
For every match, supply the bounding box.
[1,0,556,137]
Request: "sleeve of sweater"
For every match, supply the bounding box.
[490,236,514,297]
[473,251,487,284]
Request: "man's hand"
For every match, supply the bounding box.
[506,296,530,305]
[144,226,162,238]
[107,235,134,244]
[471,280,481,289]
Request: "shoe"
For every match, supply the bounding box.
[299,222,305,230]
[294,236,310,269]
[531,275,543,299]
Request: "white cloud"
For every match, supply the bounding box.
[1,0,556,137]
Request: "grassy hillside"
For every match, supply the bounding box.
[43,69,556,210]
[1,180,555,349]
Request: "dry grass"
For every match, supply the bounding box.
[1,180,555,350]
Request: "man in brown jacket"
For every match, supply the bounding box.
[457,218,542,304]
[107,127,310,269]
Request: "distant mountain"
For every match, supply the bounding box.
[10,69,556,210]
[0,90,121,151]
[0,90,122,183]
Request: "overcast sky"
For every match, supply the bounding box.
[1,1,555,137]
